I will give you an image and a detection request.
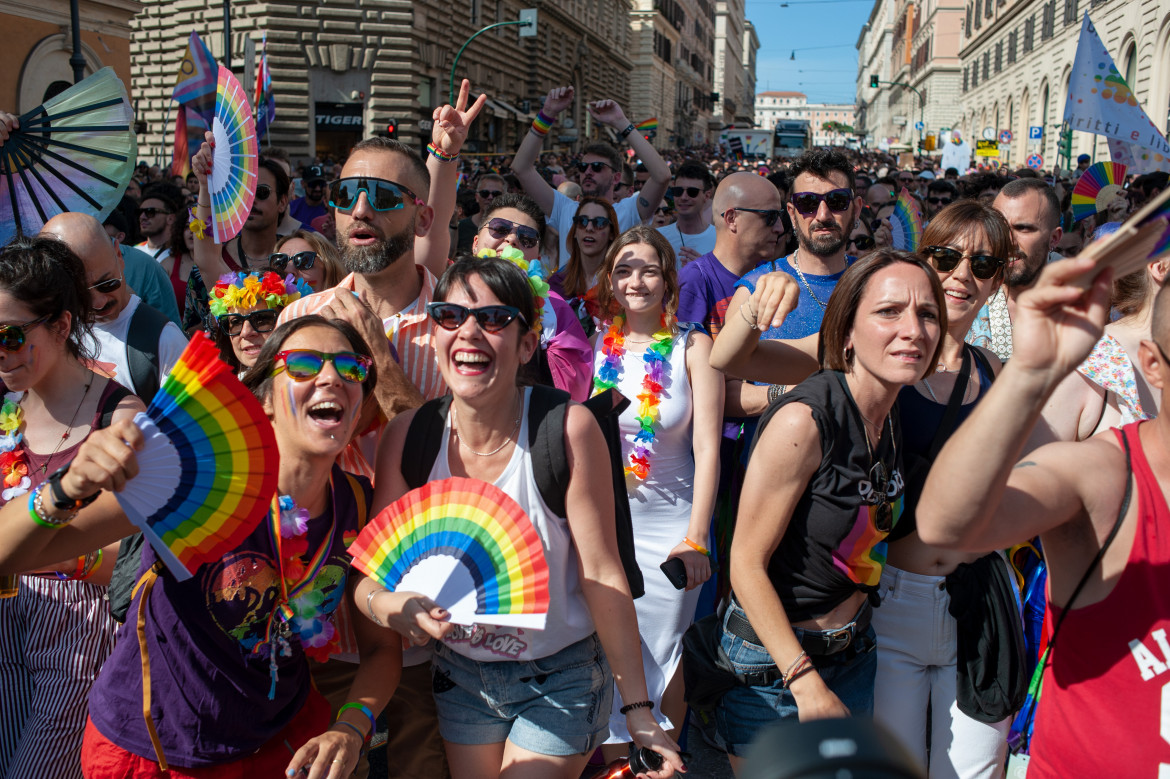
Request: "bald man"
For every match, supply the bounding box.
[676,171,786,336]
[41,212,187,399]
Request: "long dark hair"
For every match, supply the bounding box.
[0,236,95,361]
[564,197,619,298]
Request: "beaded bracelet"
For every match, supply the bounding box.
[683,537,710,557]
[531,111,554,136]
[619,700,653,715]
[426,142,458,163]
[768,384,787,404]
[27,483,77,529]
[337,702,376,740]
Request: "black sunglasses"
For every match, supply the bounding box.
[869,461,894,534]
[89,274,123,294]
[427,302,527,333]
[573,215,612,230]
[328,177,421,212]
[269,251,317,272]
[217,309,280,337]
[927,197,953,206]
[255,184,272,201]
[484,217,540,249]
[0,315,49,352]
[477,189,504,199]
[574,161,612,173]
[791,188,854,215]
[848,234,875,251]
[921,246,1006,280]
[667,186,703,198]
[138,207,172,219]
[723,207,782,227]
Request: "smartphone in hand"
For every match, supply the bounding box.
[660,557,687,590]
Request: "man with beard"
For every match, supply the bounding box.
[512,85,671,267]
[288,164,329,226]
[967,177,1063,360]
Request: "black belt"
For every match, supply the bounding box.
[725,599,873,659]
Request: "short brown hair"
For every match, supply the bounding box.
[817,249,947,378]
[596,225,679,329]
[919,199,1015,282]
[274,229,344,289]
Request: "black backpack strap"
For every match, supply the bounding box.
[527,385,572,519]
[97,382,135,430]
[968,344,996,384]
[402,395,453,490]
[126,301,171,402]
[924,347,973,462]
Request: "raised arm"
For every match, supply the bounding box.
[415,79,486,277]
[917,256,1112,551]
[710,277,819,384]
[190,133,234,279]
[586,99,670,222]
[512,87,575,215]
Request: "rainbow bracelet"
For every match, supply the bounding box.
[531,110,554,136]
[426,142,458,163]
[684,537,710,557]
[337,702,376,741]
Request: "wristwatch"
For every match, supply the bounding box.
[619,123,636,140]
[46,465,101,511]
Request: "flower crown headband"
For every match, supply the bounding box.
[475,245,549,333]
[208,271,313,318]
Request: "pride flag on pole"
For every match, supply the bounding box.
[254,32,275,139]
[171,32,218,177]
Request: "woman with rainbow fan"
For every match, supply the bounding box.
[0,315,402,778]
[589,226,724,757]
[209,270,312,374]
[356,255,684,779]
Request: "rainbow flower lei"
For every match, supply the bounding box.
[477,245,550,335]
[592,315,674,481]
[0,392,30,500]
[208,271,313,318]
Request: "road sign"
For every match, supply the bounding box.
[976,140,1000,157]
[915,121,924,132]
[1026,153,1044,170]
[982,127,996,141]
[1028,126,1044,141]
[999,130,1013,144]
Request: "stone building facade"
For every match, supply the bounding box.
[713,0,756,127]
[855,0,896,145]
[129,0,636,165]
[956,0,1170,169]
[754,91,855,145]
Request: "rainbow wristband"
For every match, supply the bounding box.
[684,537,710,557]
[531,111,554,136]
[426,142,458,163]
[337,702,376,740]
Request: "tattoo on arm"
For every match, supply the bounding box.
[639,197,649,208]
[1013,461,1038,469]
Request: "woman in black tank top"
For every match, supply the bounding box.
[710,249,946,765]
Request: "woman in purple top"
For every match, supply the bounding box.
[0,315,401,778]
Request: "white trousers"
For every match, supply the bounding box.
[872,565,1009,779]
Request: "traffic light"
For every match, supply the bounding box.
[386,118,398,139]
[1059,126,1073,159]
[870,74,880,89]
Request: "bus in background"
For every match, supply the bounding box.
[774,120,812,159]
[719,128,774,159]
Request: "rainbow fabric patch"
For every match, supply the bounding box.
[1071,161,1126,223]
[635,117,658,131]
[350,477,550,629]
[209,67,258,243]
[832,496,903,588]
[889,187,924,252]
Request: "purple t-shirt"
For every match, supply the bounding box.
[677,251,760,338]
[288,197,328,225]
[88,466,371,767]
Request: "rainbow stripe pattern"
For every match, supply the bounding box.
[1071,161,1126,223]
[889,187,924,252]
[349,477,550,629]
[114,332,279,580]
[209,67,258,243]
[635,117,658,132]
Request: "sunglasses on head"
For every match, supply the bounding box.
[255,184,272,201]
[328,177,422,213]
[574,161,612,173]
[138,207,172,219]
[868,461,894,534]
[573,215,611,230]
[0,315,49,352]
[89,274,123,294]
[268,251,317,272]
[427,302,527,333]
[273,349,371,383]
[668,186,703,198]
[484,218,540,249]
[848,234,875,251]
[921,245,1006,280]
[477,189,503,199]
[791,188,854,215]
[218,309,280,337]
[723,207,783,227]
[927,196,953,206]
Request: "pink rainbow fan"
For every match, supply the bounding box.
[888,187,924,252]
[1071,161,1126,223]
[208,68,258,243]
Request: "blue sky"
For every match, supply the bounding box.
[745,0,873,106]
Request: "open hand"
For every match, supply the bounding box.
[543,86,574,117]
[587,99,629,130]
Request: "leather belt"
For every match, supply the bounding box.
[725,599,873,658]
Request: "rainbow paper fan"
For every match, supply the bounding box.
[115,332,278,580]
[1071,161,1127,223]
[888,187,924,252]
[208,68,258,243]
[350,477,550,629]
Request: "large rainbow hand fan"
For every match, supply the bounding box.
[1071,161,1127,223]
[350,477,550,629]
[888,187,924,252]
[115,332,278,580]
[208,68,258,243]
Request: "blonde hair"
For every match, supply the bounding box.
[275,230,343,289]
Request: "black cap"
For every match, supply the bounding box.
[304,165,327,184]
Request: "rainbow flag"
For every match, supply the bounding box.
[170,32,218,177]
[254,32,275,139]
[635,117,658,132]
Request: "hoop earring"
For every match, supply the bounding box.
[844,346,854,363]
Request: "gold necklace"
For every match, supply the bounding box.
[452,393,522,457]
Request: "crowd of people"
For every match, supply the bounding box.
[0,78,1165,779]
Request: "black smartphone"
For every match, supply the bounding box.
[660,557,687,590]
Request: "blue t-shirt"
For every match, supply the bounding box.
[736,253,857,340]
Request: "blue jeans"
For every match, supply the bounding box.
[711,601,878,756]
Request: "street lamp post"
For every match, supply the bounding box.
[69,0,86,83]
[873,78,925,152]
[222,0,232,69]
[449,14,536,104]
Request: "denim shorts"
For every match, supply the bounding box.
[711,601,878,756]
[431,633,613,756]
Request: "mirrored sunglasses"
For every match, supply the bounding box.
[484,218,540,249]
[328,177,421,213]
[0,315,49,352]
[273,349,371,383]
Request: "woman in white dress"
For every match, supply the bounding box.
[591,226,724,756]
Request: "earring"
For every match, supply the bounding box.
[844,346,854,363]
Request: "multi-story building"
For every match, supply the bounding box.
[130,0,636,164]
[742,21,759,125]
[754,91,855,145]
[957,0,1170,168]
[855,0,895,146]
[755,90,808,127]
[713,0,746,127]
